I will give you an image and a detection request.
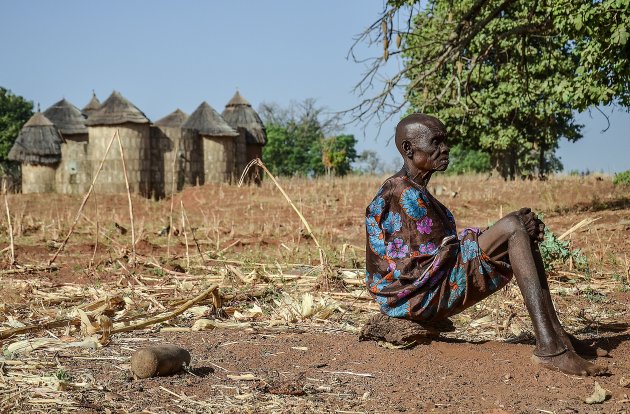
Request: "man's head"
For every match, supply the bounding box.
[395,113,450,173]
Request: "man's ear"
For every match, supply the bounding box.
[401,140,413,158]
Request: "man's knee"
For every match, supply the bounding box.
[502,215,528,237]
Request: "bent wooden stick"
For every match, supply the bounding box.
[167,140,180,258]
[48,129,118,265]
[4,195,15,265]
[116,130,136,264]
[238,158,327,266]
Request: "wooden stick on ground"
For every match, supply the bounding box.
[0,265,57,276]
[49,129,118,265]
[116,130,136,265]
[558,217,601,240]
[0,284,219,341]
[4,195,15,266]
[0,317,81,341]
[109,284,219,335]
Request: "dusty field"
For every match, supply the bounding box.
[1,173,629,413]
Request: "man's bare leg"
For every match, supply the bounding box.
[479,210,598,354]
[478,215,606,376]
[529,244,605,356]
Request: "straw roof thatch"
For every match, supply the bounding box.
[8,112,63,164]
[183,102,238,137]
[222,91,266,145]
[82,93,101,117]
[43,99,88,135]
[85,91,149,126]
[155,109,189,127]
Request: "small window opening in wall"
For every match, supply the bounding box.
[67,160,78,174]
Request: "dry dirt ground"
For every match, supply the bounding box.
[1,174,629,413]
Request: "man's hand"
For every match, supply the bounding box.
[513,207,545,243]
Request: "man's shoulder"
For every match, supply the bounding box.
[366,175,408,212]
[370,176,392,198]
[379,174,408,199]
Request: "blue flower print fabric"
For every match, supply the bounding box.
[365,171,513,321]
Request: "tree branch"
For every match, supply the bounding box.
[345,0,523,129]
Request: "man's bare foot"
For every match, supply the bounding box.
[531,349,608,376]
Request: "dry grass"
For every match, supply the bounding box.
[0,173,629,412]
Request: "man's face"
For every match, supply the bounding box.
[406,123,450,172]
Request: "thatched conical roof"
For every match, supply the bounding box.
[85,91,149,126]
[82,92,101,117]
[43,98,87,135]
[8,112,63,164]
[222,91,266,145]
[183,101,238,137]
[226,91,251,107]
[155,109,189,128]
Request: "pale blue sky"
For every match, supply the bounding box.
[1,1,628,173]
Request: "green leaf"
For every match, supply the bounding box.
[617,26,629,45]
[574,14,583,31]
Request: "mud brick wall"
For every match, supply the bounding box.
[180,129,204,186]
[150,126,177,199]
[22,163,57,193]
[203,135,236,183]
[56,135,91,195]
[88,123,151,196]
[234,129,247,179]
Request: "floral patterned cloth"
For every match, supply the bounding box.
[365,171,513,322]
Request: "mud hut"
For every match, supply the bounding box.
[182,102,240,184]
[86,91,151,196]
[151,109,189,198]
[44,99,92,194]
[222,91,267,181]
[8,112,63,193]
[82,92,101,118]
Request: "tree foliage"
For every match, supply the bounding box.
[260,100,357,177]
[613,170,630,186]
[321,134,358,176]
[0,87,33,171]
[350,0,630,179]
[444,144,492,175]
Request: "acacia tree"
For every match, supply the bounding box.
[0,87,33,174]
[260,100,357,177]
[349,0,630,178]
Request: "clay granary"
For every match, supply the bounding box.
[222,91,267,183]
[9,90,267,198]
[8,112,63,193]
[43,98,91,194]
